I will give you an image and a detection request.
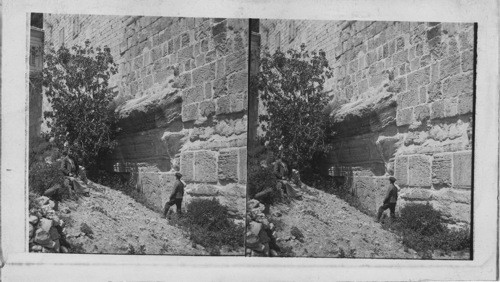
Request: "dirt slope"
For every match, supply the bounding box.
[59,182,209,255]
[270,185,419,258]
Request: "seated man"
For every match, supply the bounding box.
[61,148,90,196]
[273,157,301,199]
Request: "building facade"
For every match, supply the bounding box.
[259,20,474,227]
[41,15,248,216]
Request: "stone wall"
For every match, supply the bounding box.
[43,15,248,216]
[259,20,473,226]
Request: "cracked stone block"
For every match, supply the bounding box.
[408,154,431,187]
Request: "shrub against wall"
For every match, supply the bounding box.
[256,44,333,173]
[43,40,118,169]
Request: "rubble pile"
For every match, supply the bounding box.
[245,199,280,257]
[29,196,71,253]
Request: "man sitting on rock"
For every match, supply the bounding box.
[162,172,185,219]
[376,176,399,222]
[273,156,301,199]
[61,148,90,197]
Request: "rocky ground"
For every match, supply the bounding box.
[57,181,241,256]
[266,185,469,259]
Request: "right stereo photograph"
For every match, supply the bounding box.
[246,19,475,259]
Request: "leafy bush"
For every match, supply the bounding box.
[255,44,333,172]
[177,198,244,252]
[398,203,445,236]
[29,160,65,195]
[383,203,471,255]
[29,137,65,195]
[42,40,118,170]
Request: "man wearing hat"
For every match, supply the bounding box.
[162,172,185,219]
[376,176,399,222]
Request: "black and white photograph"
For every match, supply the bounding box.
[1,0,499,281]
[28,13,248,256]
[246,19,474,259]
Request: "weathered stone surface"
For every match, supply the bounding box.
[443,98,458,118]
[457,94,473,115]
[407,67,430,90]
[194,150,218,183]
[397,89,418,109]
[161,131,187,157]
[213,77,227,98]
[186,183,219,196]
[408,155,431,187]
[192,63,215,86]
[401,188,433,200]
[228,71,248,95]
[394,156,408,186]
[182,85,204,105]
[396,108,413,126]
[238,147,247,183]
[218,149,239,182]
[182,103,199,122]
[461,50,473,72]
[226,50,247,75]
[392,49,408,67]
[432,153,452,187]
[430,100,445,119]
[427,81,442,102]
[216,96,231,115]
[199,100,216,117]
[439,54,461,79]
[414,104,430,121]
[177,151,195,183]
[443,72,473,99]
[453,151,471,189]
[433,188,471,205]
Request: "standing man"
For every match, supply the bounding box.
[162,172,185,219]
[376,176,399,222]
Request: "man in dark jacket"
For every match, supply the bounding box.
[162,172,185,219]
[376,176,399,222]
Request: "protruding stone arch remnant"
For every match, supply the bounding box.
[43,15,249,218]
[259,19,474,227]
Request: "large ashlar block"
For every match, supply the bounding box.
[194,150,218,183]
[453,151,472,189]
[408,154,431,187]
[432,153,452,187]
[218,148,239,182]
[394,156,409,185]
[180,151,195,181]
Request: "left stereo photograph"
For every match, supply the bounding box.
[28,13,248,255]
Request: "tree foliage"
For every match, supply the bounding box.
[255,44,333,171]
[43,40,118,169]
